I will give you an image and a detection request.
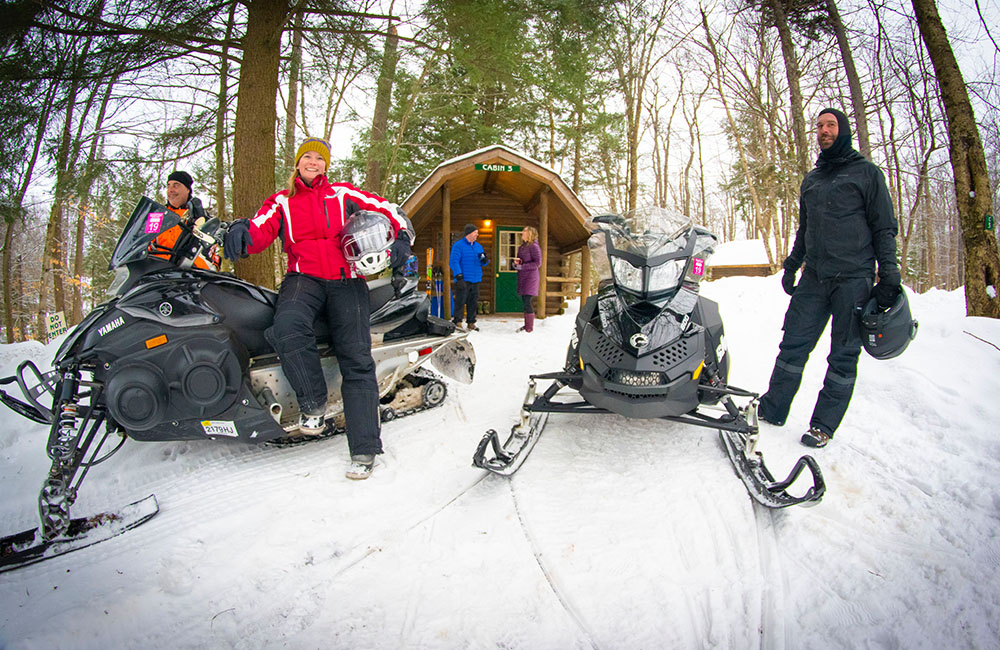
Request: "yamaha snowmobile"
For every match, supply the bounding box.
[0,197,475,571]
[473,207,824,509]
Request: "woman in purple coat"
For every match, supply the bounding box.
[513,226,542,332]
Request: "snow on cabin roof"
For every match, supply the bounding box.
[707,239,770,267]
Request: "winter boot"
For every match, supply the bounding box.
[466,322,480,331]
[346,454,375,480]
[800,427,831,448]
[524,312,535,333]
[298,412,326,436]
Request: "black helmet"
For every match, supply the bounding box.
[342,210,394,276]
[860,288,918,360]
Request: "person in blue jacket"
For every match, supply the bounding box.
[449,223,490,331]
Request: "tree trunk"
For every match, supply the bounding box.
[215,0,238,219]
[39,79,82,341]
[2,221,18,343]
[825,0,870,159]
[365,23,398,194]
[232,0,288,289]
[283,7,304,173]
[4,77,56,343]
[912,0,1000,317]
[767,0,811,177]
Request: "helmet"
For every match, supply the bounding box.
[860,287,918,360]
[342,210,394,276]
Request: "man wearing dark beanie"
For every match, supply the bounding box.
[149,170,219,270]
[758,107,900,449]
[166,170,193,208]
[449,223,490,330]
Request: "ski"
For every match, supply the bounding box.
[473,413,550,476]
[719,429,825,508]
[473,378,551,475]
[0,495,159,573]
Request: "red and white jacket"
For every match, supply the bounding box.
[246,175,408,280]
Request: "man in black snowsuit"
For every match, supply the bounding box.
[758,108,901,448]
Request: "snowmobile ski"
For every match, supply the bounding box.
[720,429,825,508]
[473,378,552,475]
[0,495,159,573]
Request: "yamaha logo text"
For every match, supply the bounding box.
[97,316,125,337]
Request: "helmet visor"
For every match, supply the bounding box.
[344,223,392,260]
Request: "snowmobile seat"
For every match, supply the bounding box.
[367,277,396,313]
[201,281,278,357]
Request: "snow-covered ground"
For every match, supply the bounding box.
[1,275,999,650]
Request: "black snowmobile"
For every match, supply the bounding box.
[473,207,824,509]
[0,197,475,571]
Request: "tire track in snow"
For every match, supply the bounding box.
[508,478,602,650]
[751,503,786,650]
[323,469,494,581]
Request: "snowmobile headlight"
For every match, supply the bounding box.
[647,259,687,294]
[611,257,643,292]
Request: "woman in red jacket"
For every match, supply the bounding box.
[224,138,412,480]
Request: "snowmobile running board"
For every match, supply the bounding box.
[473,373,825,508]
[0,495,159,573]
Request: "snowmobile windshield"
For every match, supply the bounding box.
[588,206,717,306]
[108,197,181,271]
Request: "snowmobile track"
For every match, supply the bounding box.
[508,479,602,650]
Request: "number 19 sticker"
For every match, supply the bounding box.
[145,212,165,234]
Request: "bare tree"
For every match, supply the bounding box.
[912,0,1000,318]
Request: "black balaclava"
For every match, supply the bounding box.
[817,108,854,165]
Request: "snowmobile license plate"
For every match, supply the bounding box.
[201,420,238,437]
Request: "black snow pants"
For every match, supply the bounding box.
[758,267,872,437]
[452,280,481,325]
[269,272,382,456]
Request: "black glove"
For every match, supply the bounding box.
[454,274,465,292]
[478,252,489,266]
[390,231,411,269]
[391,271,407,298]
[780,258,799,296]
[223,219,253,262]
[873,268,901,310]
[781,269,796,296]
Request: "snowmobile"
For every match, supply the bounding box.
[0,197,475,571]
[473,207,824,509]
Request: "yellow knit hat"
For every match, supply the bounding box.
[295,138,331,166]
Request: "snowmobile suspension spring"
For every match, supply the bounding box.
[52,403,80,461]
